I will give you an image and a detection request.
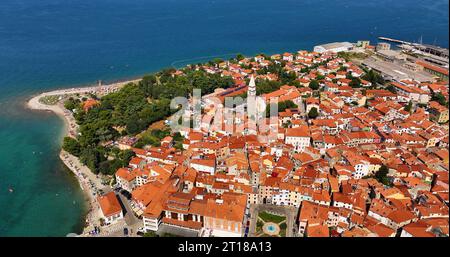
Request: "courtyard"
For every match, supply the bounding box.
[249,204,298,237]
[255,211,288,237]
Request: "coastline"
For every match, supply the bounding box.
[26,78,141,236]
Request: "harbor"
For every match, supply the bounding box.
[378,36,449,65]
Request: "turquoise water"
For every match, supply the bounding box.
[267,224,277,233]
[0,0,448,236]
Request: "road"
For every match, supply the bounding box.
[116,193,143,236]
[117,193,141,225]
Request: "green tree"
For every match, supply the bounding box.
[126,115,146,135]
[386,84,396,94]
[79,147,105,174]
[255,79,282,95]
[432,92,448,106]
[290,80,301,88]
[349,78,362,88]
[362,69,384,85]
[309,80,320,90]
[69,60,265,175]
[236,53,245,61]
[404,101,413,113]
[308,107,319,119]
[266,100,297,117]
[118,149,136,165]
[375,165,391,186]
[316,74,325,80]
[62,137,81,156]
[213,58,223,64]
[98,159,123,175]
[338,66,347,72]
[64,98,80,111]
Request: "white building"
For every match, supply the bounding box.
[314,42,354,53]
[272,188,291,206]
[97,192,124,225]
[285,126,311,152]
[115,169,136,192]
[190,158,216,175]
[143,214,161,232]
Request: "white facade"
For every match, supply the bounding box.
[333,201,353,210]
[314,42,353,53]
[352,162,370,179]
[190,162,216,175]
[115,176,135,192]
[272,189,290,206]
[101,210,123,225]
[285,136,310,152]
[143,216,161,232]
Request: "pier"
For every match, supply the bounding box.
[378,36,449,64]
[378,37,412,45]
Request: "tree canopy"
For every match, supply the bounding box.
[62,137,81,156]
[432,92,448,106]
[309,80,320,90]
[266,100,298,117]
[362,69,384,85]
[308,107,319,119]
[65,68,234,174]
[375,165,391,186]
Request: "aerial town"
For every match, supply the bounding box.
[52,39,448,237]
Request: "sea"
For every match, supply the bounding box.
[0,0,448,236]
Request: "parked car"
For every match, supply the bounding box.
[244,227,249,237]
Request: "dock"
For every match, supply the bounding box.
[378,36,449,64]
[378,37,412,45]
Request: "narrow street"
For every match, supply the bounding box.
[117,193,143,236]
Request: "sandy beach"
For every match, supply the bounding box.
[26,78,141,236]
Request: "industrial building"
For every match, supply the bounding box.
[376,42,391,51]
[313,42,353,53]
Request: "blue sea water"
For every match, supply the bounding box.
[0,0,448,236]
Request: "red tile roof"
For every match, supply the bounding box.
[97,192,122,217]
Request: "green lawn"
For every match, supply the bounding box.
[258,211,286,223]
[255,212,288,237]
